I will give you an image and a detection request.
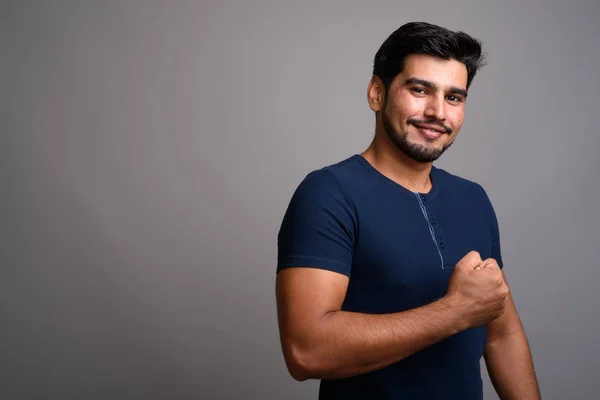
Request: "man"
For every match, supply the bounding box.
[275,22,540,399]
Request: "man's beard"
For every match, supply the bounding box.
[381,109,453,163]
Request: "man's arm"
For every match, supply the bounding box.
[484,271,541,399]
[275,252,507,381]
[276,267,465,381]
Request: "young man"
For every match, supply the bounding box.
[275,22,540,399]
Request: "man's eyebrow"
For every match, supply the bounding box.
[404,77,468,98]
[404,78,435,89]
[448,86,468,98]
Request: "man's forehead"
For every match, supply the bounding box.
[400,54,468,89]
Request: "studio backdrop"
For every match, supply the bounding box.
[2,1,599,399]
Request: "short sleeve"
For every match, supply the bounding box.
[277,169,356,277]
[477,184,504,269]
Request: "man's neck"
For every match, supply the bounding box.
[361,138,433,194]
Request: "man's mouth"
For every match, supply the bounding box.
[412,123,447,140]
[412,123,447,134]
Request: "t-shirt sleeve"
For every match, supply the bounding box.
[277,169,356,277]
[477,184,504,269]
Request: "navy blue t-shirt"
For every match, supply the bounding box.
[277,154,503,400]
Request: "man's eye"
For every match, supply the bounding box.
[447,95,462,102]
[411,87,426,94]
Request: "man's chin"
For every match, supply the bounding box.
[402,144,445,163]
[382,123,450,163]
[410,153,442,163]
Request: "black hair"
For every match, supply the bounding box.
[373,22,486,94]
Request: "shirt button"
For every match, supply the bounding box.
[421,196,427,202]
[431,218,436,225]
[440,242,446,249]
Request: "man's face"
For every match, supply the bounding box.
[377,54,469,163]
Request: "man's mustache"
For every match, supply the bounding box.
[407,118,452,135]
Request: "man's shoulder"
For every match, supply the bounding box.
[298,154,364,190]
[290,155,363,203]
[318,154,365,178]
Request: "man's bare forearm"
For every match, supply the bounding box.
[293,296,467,380]
[484,328,541,399]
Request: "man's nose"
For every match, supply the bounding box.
[423,95,446,122]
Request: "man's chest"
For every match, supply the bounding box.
[342,200,493,312]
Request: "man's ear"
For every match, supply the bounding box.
[367,75,386,113]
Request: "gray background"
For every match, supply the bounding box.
[2,0,599,399]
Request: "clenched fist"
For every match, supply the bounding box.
[445,251,509,329]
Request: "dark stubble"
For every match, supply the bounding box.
[381,108,454,163]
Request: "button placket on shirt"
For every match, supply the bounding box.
[421,195,446,256]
